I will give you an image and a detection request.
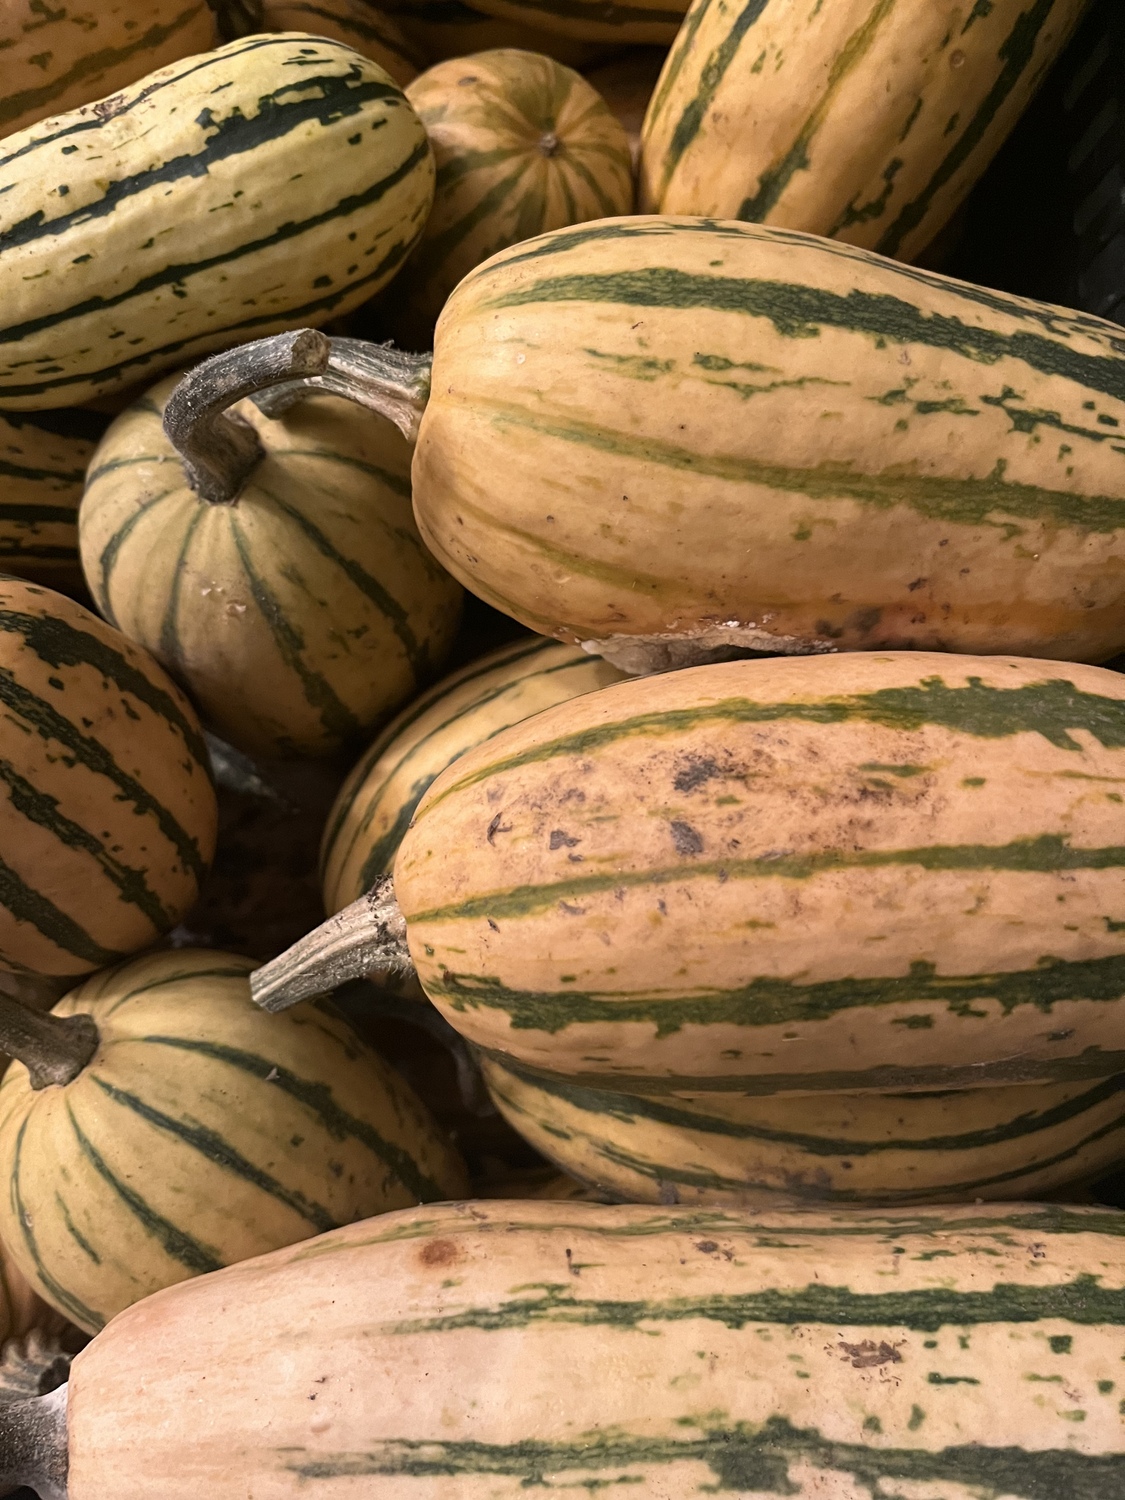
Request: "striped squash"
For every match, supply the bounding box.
[384,49,633,345]
[0,948,468,1334]
[59,1199,1125,1500]
[484,1056,1125,1207]
[584,47,667,166]
[79,371,462,760]
[390,0,615,68]
[467,0,688,46]
[0,1,217,141]
[321,635,625,914]
[0,409,107,590]
[0,34,434,411]
[405,214,1125,669]
[639,0,1089,263]
[0,577,216,979]
[392,651,1125,1097]
[257,0,423,84]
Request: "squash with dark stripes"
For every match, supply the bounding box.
[79,333,462,760]
[0,577,216,979]
[0,1,217,141]
[389,0,614,68]
[382,49,633,346]
[0,409,107,590]
[484,1056,1125,1207]
[257,0,423,84]
[321,635,624,914]
[639,0,1089,262]
[37,1199,1125,1500]
[348,214,1125,669]
[0,948,468,1334]
[0,33,434,411]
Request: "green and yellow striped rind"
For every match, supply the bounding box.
[639,0,1088,262]
[0,948,468,1334]
[466,0,689,46]
[69,1198,1125,1500]
[389,0,615,69]
[0,409,108,588]
[80,380,462,760]
[415,214,1125,664]
[322,636,624,912]
[0,577,216,977]
[484,1055,1125,1208]
[395,651,1125,1095]
[386,48,633,345]
[0,33,434,411]
[0,0,217,140]
[258,0,423,85]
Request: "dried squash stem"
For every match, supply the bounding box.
[250,336,433,443]
[0,993,97,1091]
[0,1383,68,1500]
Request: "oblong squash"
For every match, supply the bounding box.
[79,360,462,760]
[257,0,423,84]
[58,1199,1125,1500]
[0,1,217,140]
[0,578,216,978]
[386,49,633,344]
[392,652,1125,1096]
[409,215,1125,668]
[639,0,1088,262]
[0,409,107,589]
[391,0,615,67]
[484,1056,1125,1207]
[0,948,468,1334]
[0,33,434,410]
[469,0,688,46]
[321,636,625,913]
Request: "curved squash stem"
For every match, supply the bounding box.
[0,994,97,1091]
[162,328,332,504]
[251,338,433,445]
[251,875,413,1013]
[0,1383,68,1500]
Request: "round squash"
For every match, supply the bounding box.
[322,636,625,914]
[0,410,107,592]
[0,0,217,141]
[0,577,216,979]
[382,49,633,345]
[257,0,422,84]
[583,48,665,167]
[389,0,616,68]
[79,332,462,759]
[484,1057,1125,1207]
[0,33,434,410]
[639,0,1088,263]
[358,214,1125,669]
[0,947,468,1334]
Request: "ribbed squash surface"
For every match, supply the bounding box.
[0,949,468,1333]
[0,34,434,410]
[390,48,633,342]
[0,410,105,588]
[395,651,1125,1096]
[257,0,422,84]
[485,1057,1125,1207]
[414,215,1125,667]
[322,636,624,912]
[0,578,216,977]
[66,1199,1125,1500]
[80,381,462,759]
[639,0,1088,261]
[0,1,216,140]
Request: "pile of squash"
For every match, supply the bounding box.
[1,1,1124,1497]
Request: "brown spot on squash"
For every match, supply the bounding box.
[419,1238,461,1269]
[839,1340,902,1369]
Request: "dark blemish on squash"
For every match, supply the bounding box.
[419,1238,460,1269]
[487,919,499,932]
[487,814,511,844]
[550,830,581,849]
[670,821,704,855]
[674,755,725,792]
[559,901,586,915]
[839,1340,902,1369]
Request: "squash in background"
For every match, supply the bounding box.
[0,577,216,979]
[0,0,217,140]
[584,47,666,167]
[468,0,687,45]
[79,331,461,760]
[0,409,107,592]
[385,0,616,67]
[382,50,632,346]
[639,0,1089,262]
[0,33,434,410]
[322,636,625,913]
[0,948,468,1333]
[257,0,423,84]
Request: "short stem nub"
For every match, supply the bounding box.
[0,1382,68,1500]
[0,994,98,1090]
[162,329,331,504]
